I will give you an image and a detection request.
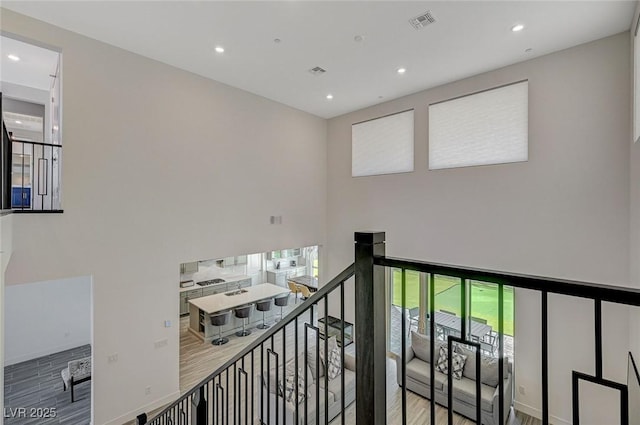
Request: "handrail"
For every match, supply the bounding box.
[145,262,355,422]
[8,138,62,148]
[375,255,640,306]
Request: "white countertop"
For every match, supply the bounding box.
[267,266,304,273]
[188,283,290,314]
[179,274,250,293]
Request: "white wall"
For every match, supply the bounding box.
[4,276,91,365]
[326,33,631,423]
[1,9,327,425]
[629,1,640,367]
[0,213,14,425]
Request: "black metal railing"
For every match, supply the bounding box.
[361,231,640,425]
[138,232,640,425]
[629,352,640,424]
[0,92,63,213]
[139,264,354,425]
[8,138,62,212]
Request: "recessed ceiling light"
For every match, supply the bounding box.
[354,35,364,42]
[525,48,533,54]
[397,68,406,74]
[511,24,524,32]
[214,46,225,53]
[15,120,22,124]
[273,38,281,44]
[326,94,333,100]
[7,54,20,61]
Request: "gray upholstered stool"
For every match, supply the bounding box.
[256,299,273,330]
[210,310,232,345]
[274,295,289,322]
[234,304,253,337]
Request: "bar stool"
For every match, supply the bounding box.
[234,304,253,337]
[256,299,273,330]
[274,295,289,322]
[210,310,231,346]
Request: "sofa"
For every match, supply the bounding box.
[260,338,356,425]
[396,331,512,425]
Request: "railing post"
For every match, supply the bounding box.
[135,413,147,425]
[354,231,386,425]
[192,385,207,425]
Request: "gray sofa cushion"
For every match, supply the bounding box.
[456,346,509,387]
[443,377,496,413]
[410,331,444,363]
[318,368,356,404]
[406,358,445,390]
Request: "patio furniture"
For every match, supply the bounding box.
[434,311,492,343]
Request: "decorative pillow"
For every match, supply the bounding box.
[319,336,338,366]
[435,346,467,380]
[281,368,306,404]
[307,336,338,379]
[455,345,509,387]
[326,346,342,380]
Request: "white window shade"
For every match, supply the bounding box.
[352,110,414,177]
[429,81,528,170]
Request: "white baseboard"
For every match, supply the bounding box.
[514,401,571,425]
[4,339,91,366]
[103,391,180,425]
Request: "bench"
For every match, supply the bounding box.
[61,356,91,402]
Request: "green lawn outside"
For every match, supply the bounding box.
[391,270,514,336]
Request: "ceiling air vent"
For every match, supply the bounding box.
[308,66,326,76]
[409,11,436,30]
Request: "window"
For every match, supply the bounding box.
[352,109,414,177]
[428,81,528,170]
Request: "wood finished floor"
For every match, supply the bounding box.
[3,345,91,425]
[171,303,541,425]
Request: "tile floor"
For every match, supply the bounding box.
[3,345,91,425]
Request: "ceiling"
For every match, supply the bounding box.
[0,35,59,91]
[2,1,635,119]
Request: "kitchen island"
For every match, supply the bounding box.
[179,275,251,316]
[188,283,290,343]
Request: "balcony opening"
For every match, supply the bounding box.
[1,35,62,212]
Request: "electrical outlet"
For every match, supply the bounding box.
[518,385,525,395]
[164,320,171,328]
[145,386,151,395]
[154,339,168,349]
[108,353,118,363]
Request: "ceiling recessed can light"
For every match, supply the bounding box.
[511,24,524,32]
[525,48,533,53]
[397,68,406,74]
[326,94,333,100]
[214,46,225,53]
[354,35,364,42]
[15,120,22,124]
[7,54,20,61]
[273,38,281,44]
